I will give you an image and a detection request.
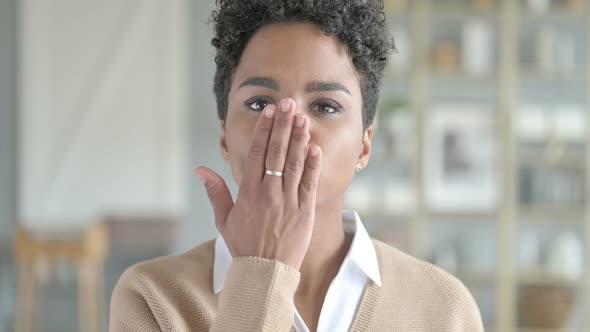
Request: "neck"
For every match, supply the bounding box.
[297,203,351,294]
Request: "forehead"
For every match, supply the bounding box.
[233,23,360,92]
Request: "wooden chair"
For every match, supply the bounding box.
[12,222,108,332]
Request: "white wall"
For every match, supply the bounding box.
[19,0,188,227]
[17,0,228,251]
[174,0,234,252]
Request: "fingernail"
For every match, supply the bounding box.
[280,99,291,112]
[295,114,305,127]
[195,169,206,183]
[265,106,275,118]
[310,145,320,157]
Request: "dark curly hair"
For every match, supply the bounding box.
[211,0,395,131]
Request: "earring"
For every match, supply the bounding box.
[355,162,363,173]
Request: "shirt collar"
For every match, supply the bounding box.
[213,210,382,294]
[342,210,382,287]
[213,234,232,294]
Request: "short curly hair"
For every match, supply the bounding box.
[211,0,395,131]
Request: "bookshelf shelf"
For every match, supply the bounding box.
[365,0,590,330]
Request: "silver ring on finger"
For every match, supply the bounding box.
[265,169,284,177]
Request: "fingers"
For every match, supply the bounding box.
[263,99,295,186]
[196,166,234,232]
[284,113,309,196]
[298,145,322,212]
[242,105,277,186]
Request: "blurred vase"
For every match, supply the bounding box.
[520,285,575,328]
[545,231,584,281]
[433,42,459,72]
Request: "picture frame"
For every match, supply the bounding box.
[427,104,498,211]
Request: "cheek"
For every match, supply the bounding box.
[318,120,362,166]
[315,125,361,194]
[314,146,357,207]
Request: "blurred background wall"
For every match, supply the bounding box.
[2,0,590,332]
[18,0,186,226]
[0,0,18,245]
[0,0,222,331]
[181,0,220,253]
[0,0,19,327]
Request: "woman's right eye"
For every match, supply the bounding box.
[245,97,273,112]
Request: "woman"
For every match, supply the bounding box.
[110,1,484,331]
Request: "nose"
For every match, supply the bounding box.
[283,98,315,145]
[297,112,316,149]
[288,98,308,123]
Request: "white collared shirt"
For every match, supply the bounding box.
[213,210,382,332]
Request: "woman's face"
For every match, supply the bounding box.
[220,23,372,208]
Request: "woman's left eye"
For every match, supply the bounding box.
[312,101,342,114]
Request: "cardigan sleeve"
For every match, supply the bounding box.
[109,256,300,332]
[210,256,301,332]
[427,264,485,332]
[109,267,163,332]
[447,282,485,332]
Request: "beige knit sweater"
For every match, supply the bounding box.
[110,239,484,332]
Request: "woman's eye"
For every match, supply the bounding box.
[245,98,272,112]
[312,101,341,114]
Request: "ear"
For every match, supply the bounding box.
[220,120,230,162]
[358,126,373,169]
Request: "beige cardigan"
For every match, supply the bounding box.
[110,239,484,332]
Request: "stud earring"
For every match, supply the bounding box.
[356,162,363,173]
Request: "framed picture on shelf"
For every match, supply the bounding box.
[427,104,498,211]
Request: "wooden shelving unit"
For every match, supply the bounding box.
[345,0,590,330]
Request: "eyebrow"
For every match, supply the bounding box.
[238,76,351,96]
[305,81,351,96]
[239,77,279,90]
